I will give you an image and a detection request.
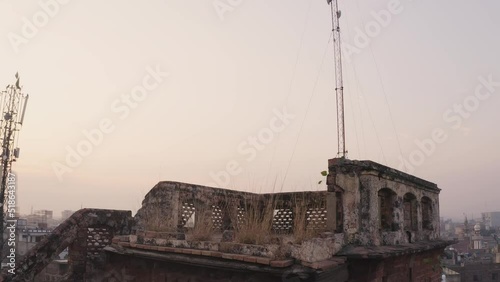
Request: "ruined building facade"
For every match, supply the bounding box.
[1,158,450,281]
[328,158,446,281]
[328,158,440,245]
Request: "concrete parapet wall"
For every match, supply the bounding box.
[135,181,330,235]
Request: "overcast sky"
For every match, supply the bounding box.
[0,0,498,221]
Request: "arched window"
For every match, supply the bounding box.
[403,193,418,231]
[421,197,433,230]
[378,188,396,231]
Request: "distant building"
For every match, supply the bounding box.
[471,223,484,249]
[444,219,453,231]
[16,228,52,256]
[483,212,500,230]
[24,210,61,229]
[61,210,74,220]
[35,210,53,220]
[442,222,500,281]
[26,210,53,227]
[17,218,27,228]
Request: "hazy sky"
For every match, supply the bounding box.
[0,0,498,221]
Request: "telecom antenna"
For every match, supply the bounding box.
[0,73,29,258]
[327,0,347,158]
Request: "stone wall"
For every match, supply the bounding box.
[135,181,255,232]
[0,209,133,282]
[327,158,441,246]
[135,181,330,235]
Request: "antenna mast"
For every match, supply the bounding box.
[328,0,346,158]
[0,73,29,259]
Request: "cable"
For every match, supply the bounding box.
[354,0,405,169]
[284,0,314,105]
[353,0,405,166]
[338,1,385,162]
[368,48,406,171]
[350,54,387,164]
[341,7,361,159]
[266,0,314,192]
[279,33,333,193]
[343,6,368,157]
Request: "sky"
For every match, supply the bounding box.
[0,0,498,221]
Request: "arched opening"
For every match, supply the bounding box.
[378,188,397,231]
[421,196,433,230]
[406,231,412,243]
[403,193,418,231]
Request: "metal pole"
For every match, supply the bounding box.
[329,0,347,158]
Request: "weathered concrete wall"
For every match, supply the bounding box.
[0,209,133,282]
[135,181,256,232]
[135,181,329,235]
[327,158,441,247]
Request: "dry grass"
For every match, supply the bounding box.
[232,194,328,245]
[292,198,312,243]
[293,197,317,244]
[188,205,215,241]
[292,194,324,243]
[233,197,275,245]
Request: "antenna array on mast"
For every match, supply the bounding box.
[327,0,347,158]
[0,73,29,258]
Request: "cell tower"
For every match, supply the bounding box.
[0,73,29,256]
[327,0,347,158]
